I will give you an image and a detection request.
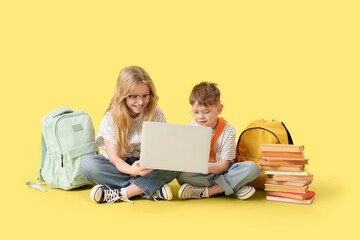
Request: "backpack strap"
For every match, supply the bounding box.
[25,133,48,192]
[281,122,293,144]
[40,132,47,170]
[236,127,280,155]
[25,179,47,192]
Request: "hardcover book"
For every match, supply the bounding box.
[266,191,315,200]
[264,184,309,193]
[260,144,304,153]
[259,158,308,166]
[266,195,314,205]
[272,173,314,181]
[262,151,304,158]
[264,170,309,176]
[261,165,304,172]
[265,178,311,187]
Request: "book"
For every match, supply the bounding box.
[264,170,309,176]
[265,184,309,193]
[266,191,315,200]
[272,173,314,181]
[262,151,304,158]
[265,178,311,187]
[260,144,304,153]
[266,195,314,205]
[259,158,309,166]
[261,165,304,172]
[260,156,307,161]
[262,143,315,205]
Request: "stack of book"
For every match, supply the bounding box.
[259,144,315,205]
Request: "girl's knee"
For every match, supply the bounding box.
[81,155,99,177]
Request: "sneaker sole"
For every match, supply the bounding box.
[163,184,173,200]
[178,183,190,199]
[237,187,256,200]
[90,185,103,203]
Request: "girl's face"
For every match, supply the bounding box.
[125,82,151,118]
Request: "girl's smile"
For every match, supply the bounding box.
[126,82,151,118]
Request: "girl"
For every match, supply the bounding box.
[81,66,178,204]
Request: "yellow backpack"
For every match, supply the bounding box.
[236,119,293,189]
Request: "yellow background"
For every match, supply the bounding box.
[1,1,359,239]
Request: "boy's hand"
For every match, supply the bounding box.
[130,160,153,176]
[204,159,230,175]
[201,164,212,175]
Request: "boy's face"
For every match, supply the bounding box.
[191,102,223,129]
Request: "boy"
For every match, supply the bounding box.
[177,82,260,200]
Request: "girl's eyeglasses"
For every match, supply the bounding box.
[127,94,152,102]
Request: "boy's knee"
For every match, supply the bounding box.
[177,172,204,186]
[241,161,261,178]
[247,161,261,177]
[176,172,190,185]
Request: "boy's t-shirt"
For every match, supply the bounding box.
[188,121,236,163]
[96,106,166,159]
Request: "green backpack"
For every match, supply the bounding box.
[26,107,98,192]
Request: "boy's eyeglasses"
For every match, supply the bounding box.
[127,94,152,102]
[191,108,216,117]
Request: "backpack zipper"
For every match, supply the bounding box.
[55,112,83,167]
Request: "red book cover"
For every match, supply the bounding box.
[267,191,315,200]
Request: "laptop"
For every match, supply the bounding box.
[140,121,212,173]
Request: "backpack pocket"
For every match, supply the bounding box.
[41,154,71,189]
[63,142,98,188]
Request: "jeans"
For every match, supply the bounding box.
[81,154,179,198]
[177,161,260,196]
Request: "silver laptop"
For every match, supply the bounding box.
[140,121,212,173]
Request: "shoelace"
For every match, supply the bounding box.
[103,185,133,204]
[151,189,163,201]
[186,186,204,198]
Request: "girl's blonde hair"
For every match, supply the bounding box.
[105,66,159,156]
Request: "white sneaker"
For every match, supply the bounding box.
[151,184,173,200]
[90,185,132,204]
[234,185,256,200]
[178,184,208,199]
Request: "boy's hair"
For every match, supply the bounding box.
[189,82,221,106]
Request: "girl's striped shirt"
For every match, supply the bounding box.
[96,106,166,159]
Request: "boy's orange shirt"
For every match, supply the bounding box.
[209,117,227,162]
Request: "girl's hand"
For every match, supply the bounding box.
[131,160,153,176]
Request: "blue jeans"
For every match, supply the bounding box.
[177,161,260,196]
[81,154,179,198]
